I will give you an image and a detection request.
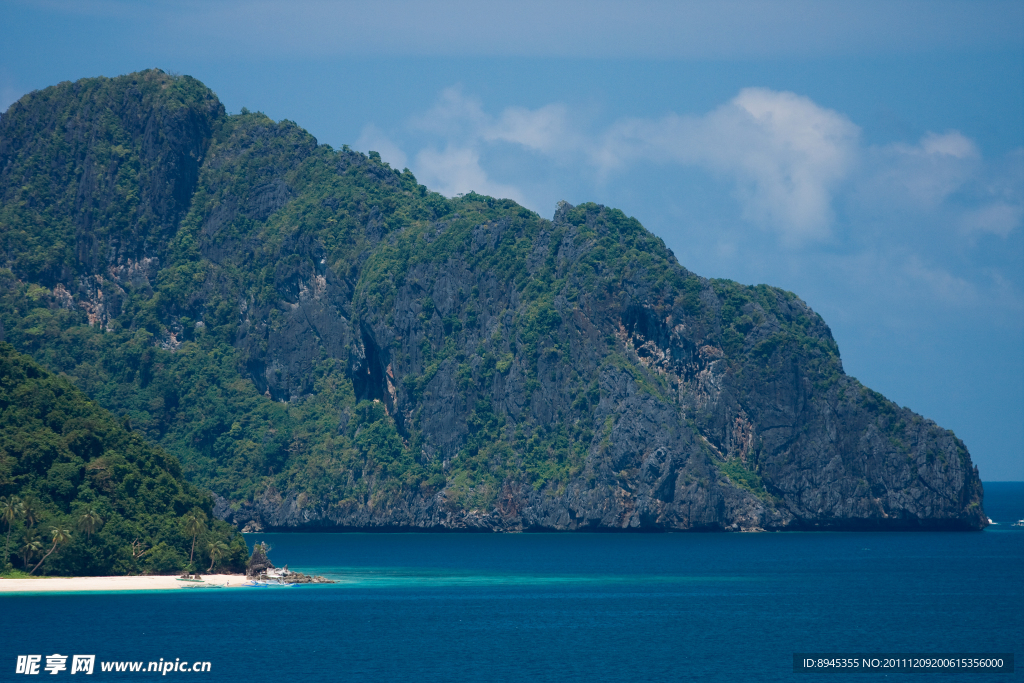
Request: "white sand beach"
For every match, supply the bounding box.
[0,574,248,593]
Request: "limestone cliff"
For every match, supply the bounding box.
[0,71,987,532]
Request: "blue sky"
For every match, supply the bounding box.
[2,0,1022,480]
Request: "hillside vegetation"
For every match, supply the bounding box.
[0,344,246,575]
[0,70,986,532]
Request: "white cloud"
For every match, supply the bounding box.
[412,87,576,156]
[407,86,860,243]
[593,88,861,242]
[392,86,1020,249]
[900,254,979,307]
[869,131,980,208]
[723,89,861,229]
[485,103,575,154]
[957,203,1022,238]
[855,135,1021,238]
[959,148,1024,236]
[695,87,858,242]
[413,146,525,204]
[355,124,409,171]
[410,86,487,138]
[919,130,977,158]
[405,87,571,205]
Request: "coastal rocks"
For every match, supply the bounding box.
[271,569,335,585]
[245,541,275,577]
[245,543,334,584]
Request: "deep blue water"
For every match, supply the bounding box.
[2,483,1021,682]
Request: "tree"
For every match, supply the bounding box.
[0,346,246,577]
[30,527,72,575]
[182,510,207,566]
[1,495,22,570]
[19,528,42,570]
[207,541,229,573]
[21,497,39,528]
[77,509,103,539]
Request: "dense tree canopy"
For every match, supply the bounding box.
[0,343,246,574]
[0,71,984,533]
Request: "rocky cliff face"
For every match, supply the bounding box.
[216,201,986,532]
[0,70,223,327]
[0,71,987,532]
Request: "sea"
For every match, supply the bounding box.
[3,482,1021,682]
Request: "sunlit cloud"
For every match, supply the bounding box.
[355,124,409,171]
[368,86,1022,251]
[413,145,525,204]
[404,87,864,243]
[957,203,1022,238]
[410,86,487,138]
[900,254,980,307]
[594,88,861,243]
[958,148,1024,237]
[856,134,1022,239]
[867,131,980,208]
[411,86,579,158]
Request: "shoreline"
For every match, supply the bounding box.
[0,574,248,593]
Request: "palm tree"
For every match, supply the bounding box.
[77,509,103,539]
[1,495,22,569]
[30,527,71,575]
[206,541,229,573]
[182,510,206,566]
[19,528,42,570]
[21,497,39,528]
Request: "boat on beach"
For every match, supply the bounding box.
[244,579,296,587]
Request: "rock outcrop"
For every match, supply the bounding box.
[0,71,988,533]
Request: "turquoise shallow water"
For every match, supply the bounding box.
[2,483,1021,682]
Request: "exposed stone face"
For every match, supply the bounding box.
[0,69,223,287]
[0,73,987,533]
[236,238,355,402]
[214,202,986,533]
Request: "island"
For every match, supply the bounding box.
[0,69,987,545]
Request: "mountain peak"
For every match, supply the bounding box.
[0,71,987,533]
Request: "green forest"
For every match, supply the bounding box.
[0,343,247,575]
[0,68,980,543]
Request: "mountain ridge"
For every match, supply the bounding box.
[0,69,987,532]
